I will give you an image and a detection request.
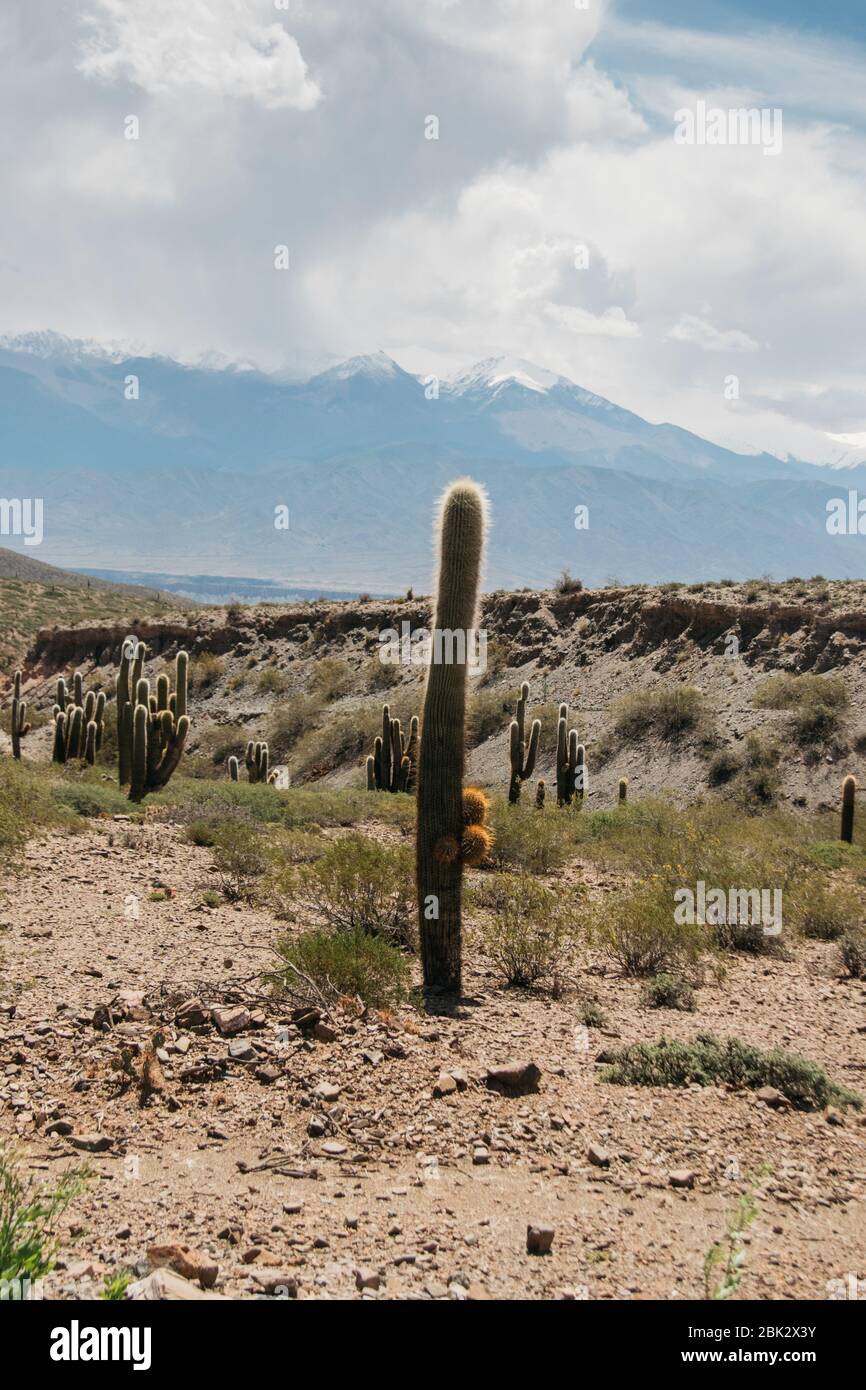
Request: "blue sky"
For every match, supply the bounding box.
[1,0,864,465]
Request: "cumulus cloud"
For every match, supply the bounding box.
[668,314,759,353]
[78,0,321,110]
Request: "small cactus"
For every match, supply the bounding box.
[508,682,541,804]
[369,705,418,792]
[535,779,545,810]
[10,671,31,759]
[51,668,106,765]
[841,775,856,844]
[618,777,628,804]
[228,756,240,782]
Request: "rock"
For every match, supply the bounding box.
[756,1086,787,1109]
[147,1243,219,1289]
[127,1268,223,1301]
[175,999,211,1028]
[826,1108,844,1126]
[45,1119,73,1136]
[355,1267,382,1291]
[322,1141,347,1157]
[314,1082,342,1102]
[228,1039,256,1062]
[250,1272,298,1297]
[362,1049,384,1067]
[472,1146,490,1165]
[255,1065,280,1085]
[433,1073,458,1098]
[67,1132,111,1153]
[313,1022,338,1043]
[527,1224,555,1256]
[307,1117,327,1137]
[587,1144,610,1168]
[485,1061,541,1096]
[669,1169,696,1190]
[212,1006,250,1037]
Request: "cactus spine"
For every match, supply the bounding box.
[416,479,487,994]
[507,681,540,804]
[128,650,190,802]
[10,671,31,759]
[841,775,856,844]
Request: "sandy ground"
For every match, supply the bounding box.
[1,818,865,1301]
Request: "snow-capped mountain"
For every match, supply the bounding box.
[0,333,864,592]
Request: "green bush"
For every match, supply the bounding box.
[601,1033,861,1110]
[309,658,352,702]
[271,833,415,948]
[488,799,572,874]
[840,927,866,978]
[466,689,514,747]
[609,685,714,745]
[737,732,782,808]
[789,876,861,941]
[271,928,410,1009]
[592,881,705,977]
[471,873,581,988]
[1,1147,87,1285]
[210,821,270,901]
[641,973,696,1011]
[256,668,288,695]
[753,673,849,748]
[266,694,325,756]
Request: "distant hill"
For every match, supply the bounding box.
[0,545,192,672]
[1,334,865,588]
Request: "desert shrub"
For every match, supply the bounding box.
[466,689,514,746]
[266,694,325,755]
[839,927,866,978]
[609,685,715,745]
[737,732,782,808]
[488,799,573,873]
[470,873,581,989]
[50,778,133,820]
[579,1000,607,1028]
[189,652,223,694]
[788,875,861,941]
[591,881,705,976]
[555,570,583,594]
[272,834,415,947]
[198,723,248,765]
[753,673,848,747]
[0,1147,87,1285]
[152,780,415,832]
[707,747,742,787]
[600,1033,861,1110]
[256,668,288,695]
[271,928,410,1009]
[309,658,352,702]
[210,822,270,901]
[641,973,696,1011]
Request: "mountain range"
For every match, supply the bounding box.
[0,332,864,596]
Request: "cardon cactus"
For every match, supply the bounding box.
[244,739,278,785]
[508,682,540,804]
[128,651,190,802]
[228,756,240,782]
[535,779,546,810]
[369,705,417,792]
[116,637,146,785]
[556,704,586,806]
[618,777,628,804]
[416,478,488,994]
[841,775,856,844]
[10,671,31,759]
[50,670,105,765]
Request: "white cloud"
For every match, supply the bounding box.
[668,314,759,353]
[78,0,321,110]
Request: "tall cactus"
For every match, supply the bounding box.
[50,669,105,765]
[117,636,146,786]
[556,703,586,806]
[128,651,190,802]
[244,739,278,785]
[10,671,31,759]
[507,681,540,803]
[369,705,417,792]
[841,775,856,844]
[416,478,488,994]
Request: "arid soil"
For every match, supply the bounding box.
[2,819,864,1301]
